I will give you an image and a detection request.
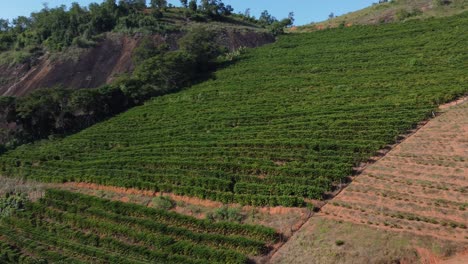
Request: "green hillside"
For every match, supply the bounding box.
[1,13,467,206]
[294,0,467,32]
[0,189,277,263]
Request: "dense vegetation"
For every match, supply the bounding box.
[0,1,292,148]
[0,192,27,218]
[0,0,238,53]
[0,189,278,263]
[0,26,228,147]
[0,0,290,61]
[0,13,466,206]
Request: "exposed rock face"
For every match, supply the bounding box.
[0,30,274,97]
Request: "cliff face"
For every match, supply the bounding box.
[0,30,274,97]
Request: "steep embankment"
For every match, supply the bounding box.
[0,30,274,97]
[293,0,467,32]
[0,35,140,96]
[0,13,466,206]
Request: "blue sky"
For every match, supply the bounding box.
[0,0,376,26]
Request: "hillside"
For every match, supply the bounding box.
[0,6,467,264]
[272,99,468,264]
[0,6,272,96]
[1,12,466,207]
[0,1,288,149]
[293,0,467,32]
[0,30,273,97]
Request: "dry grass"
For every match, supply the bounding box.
[0,176,45,200]
[292,0,468,32]
[271,217,462,264]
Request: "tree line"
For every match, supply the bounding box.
[0,0,293,52]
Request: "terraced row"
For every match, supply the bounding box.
[321,102,468,241]
[0,13,467,206]
[0,189,278,263]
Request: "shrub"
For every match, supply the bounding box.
[223,46,247,62]
[396,8,422,21]
[152,196,176,210]
[335,240,345,246]
[72,36,96,48]
[433,0,452,7]
[0,192,28,218]
[178,26,224,70]
[207,206,243,223]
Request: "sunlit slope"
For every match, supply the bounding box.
[294,0,468,32]
[1,13,467,206]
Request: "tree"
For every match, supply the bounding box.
[433,0,451,6]
[178,26,222,71]
[200,0,209,10]
[200,0,217,17]
[288,12,295,25]
[244,8,251,18]
[221,4,233,16]
[68,3,89,36]
[12,16,31,33]
[189,0,197,12]
[198,0,231,18]
[268,18,293,36]
[180,0,188,8]
[259,10,277,25]
[151,0,167,10]
[133,37,169,64]
[88,1,118,34]
[118,0,146,13]
[16,88,73,139]
[0,19,9,32]
[328,12,335,20]
[133,50,196,92]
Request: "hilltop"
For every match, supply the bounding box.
[293,0,467,32]
[0,2,275,97]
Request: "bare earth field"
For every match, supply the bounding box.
[271,100,468,264]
